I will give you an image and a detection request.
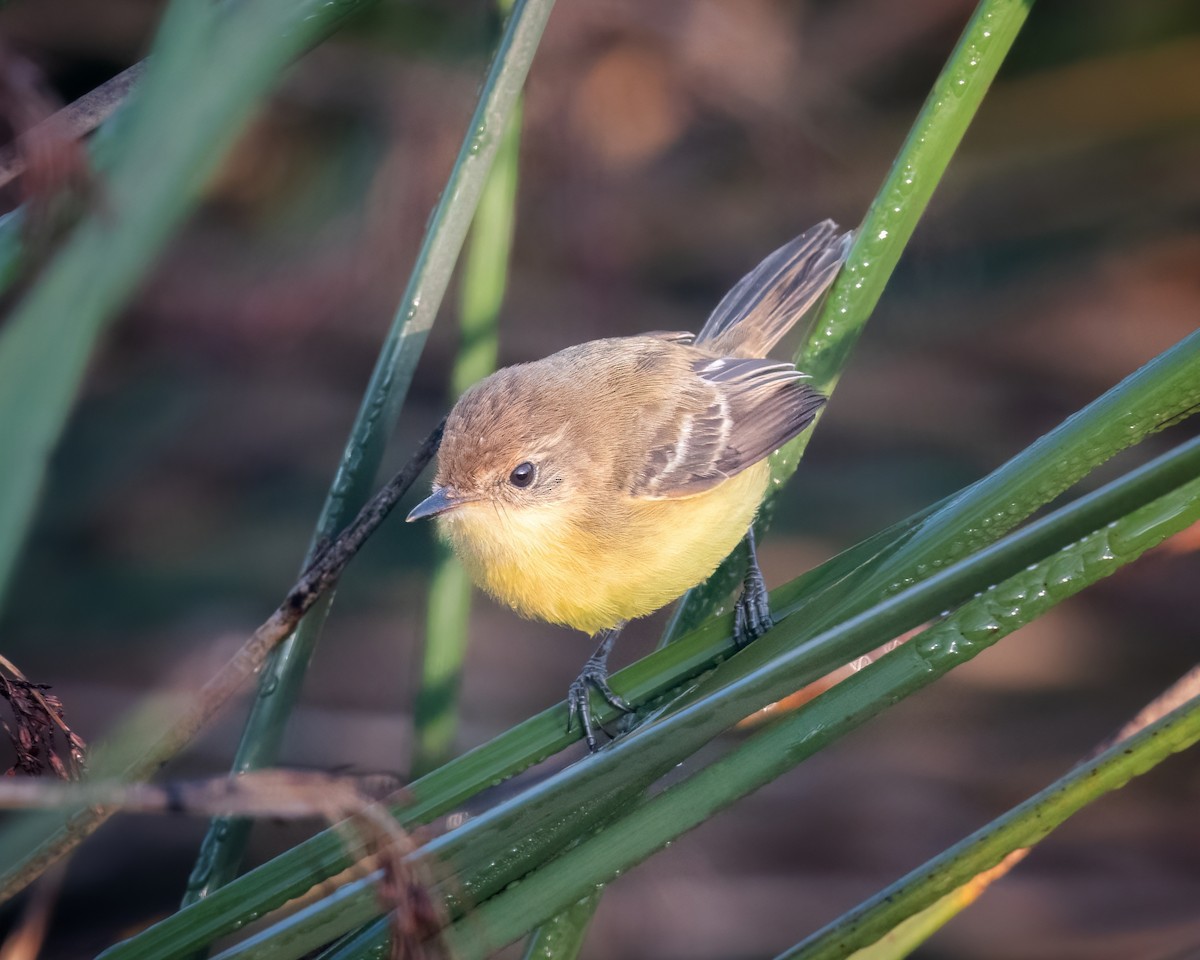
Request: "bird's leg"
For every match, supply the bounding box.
[733,526,773,648]
[567,625,634,752]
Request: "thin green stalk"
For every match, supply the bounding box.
[98,433,1200,960]
[414,557,474,771]
[663,0,1035,639]
[802,0,1035,388]
[0,209,23,294]
[807,658,1200,960]
[439,470,1200,957]
[843,889,983,960]
[412,96,521,778]
[185,0,553,903]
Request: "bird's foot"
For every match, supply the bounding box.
[733,567,773,648]
[566,655,633,752]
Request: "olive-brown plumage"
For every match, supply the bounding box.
[407,219,852,747]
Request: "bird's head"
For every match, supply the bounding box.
[406,365,585,525]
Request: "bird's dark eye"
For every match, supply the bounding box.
[509,461,537,488]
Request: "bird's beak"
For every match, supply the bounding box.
[406,485,466,522]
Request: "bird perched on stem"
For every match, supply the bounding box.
[408,219,852,750]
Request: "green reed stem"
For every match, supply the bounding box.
[439,469,1200,957]
[412,96,521,778]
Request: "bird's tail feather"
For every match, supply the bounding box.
[695,219,853,357]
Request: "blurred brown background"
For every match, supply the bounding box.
[1,0,1199,957]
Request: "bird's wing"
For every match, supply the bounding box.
[629,356,825,499]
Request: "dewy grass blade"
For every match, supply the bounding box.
[185,0,554,902]
[805,662,1200,960]
[777,700,1200,959]
[179,448,1200,960]
[518,890,603,960]
[96,434,1200,960]
[801,0,1036,390]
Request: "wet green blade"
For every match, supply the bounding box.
[438,468,1200,957]
[97,432,1200,960]
[777,708,1200,958]
[518,891,602,960]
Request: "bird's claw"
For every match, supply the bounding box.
[733,569,773,648]
[566,656,633,752]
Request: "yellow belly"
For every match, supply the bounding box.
[438,462,771,635]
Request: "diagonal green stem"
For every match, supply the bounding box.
[802,0,1036,389]
[187,442,1200,960]
[796,665,1200,960]
[777,695,1200,959]
[185,0,555,904]
[437,469,1200,957]
[518,891,602,960]
[97,431,1200,960]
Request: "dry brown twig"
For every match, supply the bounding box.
[0,417,446,905]
[0,769,443,958]
[0,653,86,780]
[0,767,397,816]
[0,55,144,195]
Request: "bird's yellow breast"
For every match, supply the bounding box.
[438,461,771,635]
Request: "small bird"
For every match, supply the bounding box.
[408,220,852,749]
